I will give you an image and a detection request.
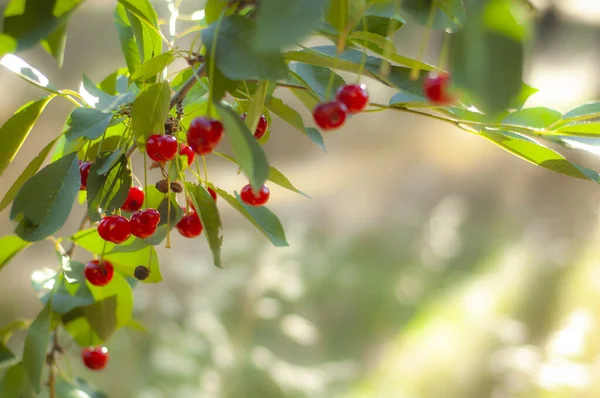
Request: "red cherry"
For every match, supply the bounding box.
[313,101,348,130]
[176,212,203,238]
[121,187,144,212]
[187,117,224,155]
[84,260,114,287]
[130,209,161,239]
[79,161,93,190]
[336,84,369,114]
[423,72,454,105]
[146,134,178,162]
[241,113,268,139]
[98,215,131,244]
[179,144,195,167]
[82,346,109,371]
[240,184,270,206]
[207,187,217,202]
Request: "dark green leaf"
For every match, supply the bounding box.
[115,4,141,74]
[268,166,309,197]
[202,16,288,81]
[450,1,528,115]
[56,376,107,398]
[266,96,325,150]
[290,63,344,101]
[0,343,17,369]
[253,0,326,51]
[388,91,430,107]
[502,107,562,128]
[244,81,268,136]
[186,183,223,268]
[0,0,84,57]
[86,154,131,221]
[71,228,162,283]
[22,304,51,393]
[51,273,95,314]
[354,3,405,36]
[130,51,175,81]
[481,130,600,182]
[131,81,171,149]
[66,108,113,141]
[10,153,80,242]
[215,102,270,191]
[0,363,29,397]
[95,148,125,175]
[0,96,54,178]
[213,187,288,247]
[0,236,29,273]
[99,68,129,95]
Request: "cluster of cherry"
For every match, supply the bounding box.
[74,72,454,371]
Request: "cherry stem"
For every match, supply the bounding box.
[166,168,172,249]
[356,15,369,84]
[143,153,148,209]
[47,329,61,398]
[202,156,209,183]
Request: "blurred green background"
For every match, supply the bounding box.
[4,0,600,397]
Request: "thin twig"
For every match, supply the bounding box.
[65,216,88,258]
[47,330,60,398]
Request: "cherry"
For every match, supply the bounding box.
[98,215,131,244]
[179,144,195,167]
[187,117,224,155]
[336,84,369,114]
[207,187,217,202]
[79,161,93,190]
[176,211,203,238]
[82,346,109,371]
[84,260,114,287]
[130,209,161,239]
[423,72,454,105]
[313,101,348,130]
[240,184,270,206]
[241,113,268,139]
[146,134,178,162]
[121,187,144,212]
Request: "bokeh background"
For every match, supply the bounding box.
[3,0,600,397]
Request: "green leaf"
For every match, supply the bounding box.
[0,0,84,57]
[79,75,135,112]
[502,107,562,128]
[115,3,141,74]
[480,130,600,182]
[51,272,95,314]
[400,0,465,31]
[326,0,366,33]
[0,54,60,93]
[268,166,309,197]
[130,51,175,82]
[95,148,125,175]
[215,102,270,191]
[348,32,435,70]
[213,187,288,247]
[185,183,223,268]
[41,22,68,67]
[0,319,29,344]
[71,228,162,283]
[99,68,129,95]
[0,363,29,397]
[86,154,132,221]
[266,96,325,150]
[450,1,528,115]
[63,271,133,345]
[354,4,405,36]
[0,96,54,178]
[253,0,326,51]
[65,108,113,141]
[290,63,344,101]
[205,0,229,23]
[0,236,29,273]
[562,102,600,122]
[22,304,51,393]
[554,122,600,137]
[56,376,107,398]
[131,81,171,149]
[118,0,159,29]
[388,91,430,107]
[10,153,80,242]
[245,81,269,136]
[120,0,163,66]
[202,16,288,81]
